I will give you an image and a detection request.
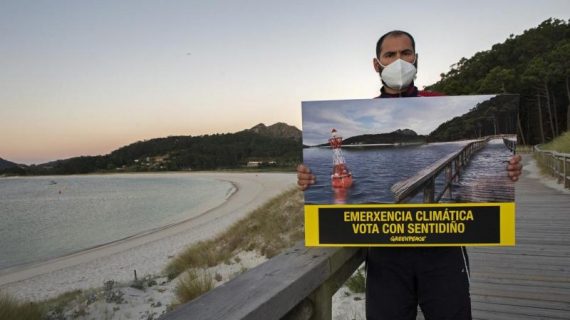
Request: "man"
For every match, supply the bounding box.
[297,30,523,319]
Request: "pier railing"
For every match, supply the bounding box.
[160,243,366,320]
[502,137,517,153]
[534,145,570,189]
[391,138,489,203]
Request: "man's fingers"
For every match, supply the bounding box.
[508,170,521,177]
[297,163,315,190]
[297,175,315,184]
[297,164,311,174]
[509,154,522,164]
[508,163,522,171]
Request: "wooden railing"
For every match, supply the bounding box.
[160,242,366,320]
[391,138,489,203]
[534,145,570,189]
[502,137,517,153]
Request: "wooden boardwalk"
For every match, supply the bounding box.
[449,157,569,319]
[454,139,515,202]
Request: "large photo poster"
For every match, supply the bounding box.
[302,94,518,246]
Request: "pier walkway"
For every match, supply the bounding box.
[454,139,515,202]
[446,156,570,320]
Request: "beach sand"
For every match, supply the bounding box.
[0,172,296,302]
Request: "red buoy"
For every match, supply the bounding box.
[329,129,353,188]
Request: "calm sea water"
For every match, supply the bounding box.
[304,139,515,204]
[303,141,473,204]
[0,173,234,270]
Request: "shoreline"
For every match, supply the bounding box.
[0,172,296,301]
[0,180,237,275]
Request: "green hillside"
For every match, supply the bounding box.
[428,95,519,142]
[426,18,570,145]
[2,123,302,176]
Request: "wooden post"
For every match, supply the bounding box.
[558,156,563,184]
[455,158,461,182]
[445,165,453,199]
[282,299,313,320]
[423,178,435,203]
[307,279,333,320]
[564,156,570,188]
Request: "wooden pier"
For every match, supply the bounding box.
[462,157,570,320]
[391,136,517,203]
[391,138,489,203]
[454,140,515,202]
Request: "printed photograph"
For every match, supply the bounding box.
[302,94,519,205]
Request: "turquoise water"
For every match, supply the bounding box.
[0,173,234,269]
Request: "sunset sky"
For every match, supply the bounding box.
[1,1,569,164]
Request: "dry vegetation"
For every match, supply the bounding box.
[0,289,84,320]
[175,269,215,303]
[165,187,305,303]
[539,131,570,153]
[0,292,42,320]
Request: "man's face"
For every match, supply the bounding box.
[373,35,416,73]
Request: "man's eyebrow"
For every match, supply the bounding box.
[382,48,412,55]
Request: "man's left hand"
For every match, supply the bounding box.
[507,154,522,182]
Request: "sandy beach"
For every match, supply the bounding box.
[0,172,296,302]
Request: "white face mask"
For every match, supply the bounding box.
[377,58,417,90]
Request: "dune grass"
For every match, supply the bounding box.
[165,187,304,303]
[164,187,304,280]
[345,268,366,294]
[539,131,570,153]
[175,269,215,304]
[0,292,43,320]
[0,289,85,320]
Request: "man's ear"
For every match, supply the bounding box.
[373,58,381,73]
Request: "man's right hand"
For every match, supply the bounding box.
[297,164,316,191]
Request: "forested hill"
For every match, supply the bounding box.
[428,95,519,142]
[425,18,570,145]
[0,158,19,170]
[2,123,302,176]
[343,129,425,145]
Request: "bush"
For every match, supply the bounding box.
[175,269,214,303]
[345,268,366,294]
[0,292,43,320]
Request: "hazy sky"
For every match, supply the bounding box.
[1,1,569,164]
[302,95,496,146]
